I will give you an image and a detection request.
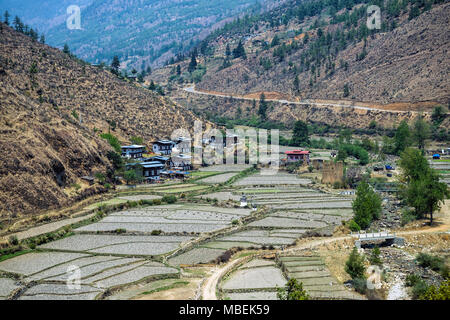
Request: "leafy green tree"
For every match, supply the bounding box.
[124,170,137,185]
[352,179,382,229]
[431,106,447,126]
[345,247,366,280]
[106,151,123,170]
[412,115,430,150]
[277,279,309,300]
[292,120,310,146]
[399,148,449,225]
[100,133,121,153]
[111,55,120,75]
[394,120,411,155]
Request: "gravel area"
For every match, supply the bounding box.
[222,266,286,290]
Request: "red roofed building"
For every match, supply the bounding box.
[285,150,310,164]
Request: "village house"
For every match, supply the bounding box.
[285,150,310,164]
[170,154,192,171]
[126,161,165,181]
[121,145,146,159]
[174,137,192,154]
[152,140,176,155]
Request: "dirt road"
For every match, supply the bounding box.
[183,86,420,114]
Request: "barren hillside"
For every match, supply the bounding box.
[0,24,200,217]
[197,1,449,104]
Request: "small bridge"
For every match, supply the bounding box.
[351,230,405,248]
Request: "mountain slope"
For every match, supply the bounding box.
[0,0,275,68]
[197,0,450,104]
[0,24,199,217]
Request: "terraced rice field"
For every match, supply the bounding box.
[221,258,285,300]
[199,164,252,172]
[233,173,311,186]
[168,248,226,266]
[278,256,364,300]
[75,205,252,234]
[197,172,239,184]
[0,252,179,300]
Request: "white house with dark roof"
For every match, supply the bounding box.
[152,140,176,155]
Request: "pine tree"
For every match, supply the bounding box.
[176,65,181,76]
[233,40,247,59]
[258,93,268,120]
[63,43,70,55]
[293,75,300,92]
[111,55,120,75]
[225,43,231,58]
[39,34,45,44]
[4,11,10,26]
[188,50,197,73]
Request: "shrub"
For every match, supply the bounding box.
[162,195,177,204]
[231,219,239,225]
[180,193,186,199]
[353,277,367,294]
[8,235,19,246]
[151,230,162,236]
[412,279,429,299]
[345,247,366,280]
[369,247,382,266]
[420,279,450,300]
[349,220,361,232]
[99,133,121,153]
[405,274,422,287]
[416,253,448,277]
[115,229,126,234]
[152,199,162,205]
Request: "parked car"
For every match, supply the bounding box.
[385,164,394,170]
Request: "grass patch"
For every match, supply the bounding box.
[85,198,128,210]
[0,249,32,263]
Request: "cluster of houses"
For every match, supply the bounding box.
[121,134,241,182]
